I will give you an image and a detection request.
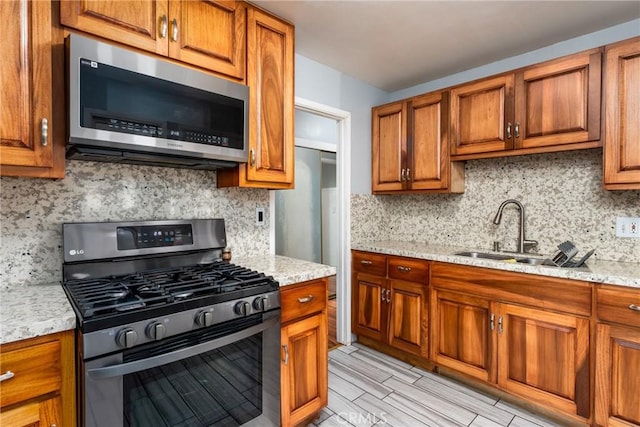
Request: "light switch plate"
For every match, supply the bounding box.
[616,217,640,238]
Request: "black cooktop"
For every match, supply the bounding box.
[63,261,278,332]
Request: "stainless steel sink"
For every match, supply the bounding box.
[515,257,549,266]
[454,251,516,261]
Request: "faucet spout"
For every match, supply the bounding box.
[492,199,536,253]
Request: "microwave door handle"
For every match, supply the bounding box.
[87,316,278,380]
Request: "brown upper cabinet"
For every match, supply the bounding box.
[217,7,295,189]
[1,0,65,178]
[450,49,602,159]
[603,37,640,190]
[60,0,247,80]
[372,91,464,194]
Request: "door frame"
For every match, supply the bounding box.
[270,97,352,345]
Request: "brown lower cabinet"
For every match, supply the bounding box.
[280,278,328,427]
[351,251,429,358]
[0,330,76,427]
[594,285,640,426]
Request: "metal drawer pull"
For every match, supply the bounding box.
[41,118,48,146]
[629,304,640,312]
[360,260,373,265]
[397,266,412,272]
[171,18,178,42]
[282,344,289,365]
[160,15,168,38]
[298,295,314,303]
[0,371,14,382]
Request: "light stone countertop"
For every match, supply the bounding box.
[353,241,640,288]
[0,255,335,345]
[1,282,76,345]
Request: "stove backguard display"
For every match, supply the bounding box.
[117,224,193,250]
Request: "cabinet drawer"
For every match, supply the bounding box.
[597,286,640,328]
[388,257,429,282]
[352,251,387,276]
[0,340,61,408]
[281,280,327,324]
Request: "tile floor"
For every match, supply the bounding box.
[310,343,566,427]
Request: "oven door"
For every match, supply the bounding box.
[82,310,280,427]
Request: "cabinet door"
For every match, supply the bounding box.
[60,0,169,55]
[0,397,61,427]
[603,37,640,190]
[450,74,515,156]
[430,289,495,382]
[372,101,406,192]
[515,49,601,150]
[1,0,55,171]
[408,92,456,191]
[351,272,387,342]
[595,324,640,427]
[497,303,590,419]
[388,279,427,357]
[281,312,328,427]
[243,8,294,187]
[169,0,245,79]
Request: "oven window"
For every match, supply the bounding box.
[123,333,262,426]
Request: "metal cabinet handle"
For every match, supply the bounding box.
[506,122,512,139]
[171,18,178,42]
[514,122,520,139]
[282,344,289,365]
[381,290,385,301]
[386,289,391,303]
[401,168,406,181]
[397,266,412,272]
[629,304,640,312]
[360,260,373,266]
[160,15,168,38]
[297,295,314,303]
[250,149,256,167]
[498,316,503,334]
[406,168,410,181]
[0,371,14,382]
[490,313,495,331]
[41,118,48,146]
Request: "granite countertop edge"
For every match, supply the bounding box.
[352,241,640,288]
[0,255,336,345]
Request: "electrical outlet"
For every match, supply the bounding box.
[616,216,640,238]
[255,207,265,225]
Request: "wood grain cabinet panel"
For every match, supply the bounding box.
[451,49,602,160]
[60,0,245,79]
[1,0,65,178]
[595,284,640,426]
[217,6,294,189]
[280,279,328,427]
[430,262,591,422]
[0,331,75,427]
[372,92,464,194]
[603,37,640,190]
[351,252,429,358]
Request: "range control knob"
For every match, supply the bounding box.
[234,301,251,316]
[253,296,269,311]
[116,328,138,348]
[195,310,214,327]
[146,321,167,341]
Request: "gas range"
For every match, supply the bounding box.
[61,219,280,358]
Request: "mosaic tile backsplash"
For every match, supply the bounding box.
[352,149,640,264]
[1,160,270,288]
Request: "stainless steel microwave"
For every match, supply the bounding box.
[66,34,249,170]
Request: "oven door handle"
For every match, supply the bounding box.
[87,316,279,380]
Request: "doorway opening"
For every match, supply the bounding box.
[271,97,351,347]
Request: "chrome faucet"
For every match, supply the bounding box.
[492,199,538,253]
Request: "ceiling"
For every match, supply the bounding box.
[251,1,640,92]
